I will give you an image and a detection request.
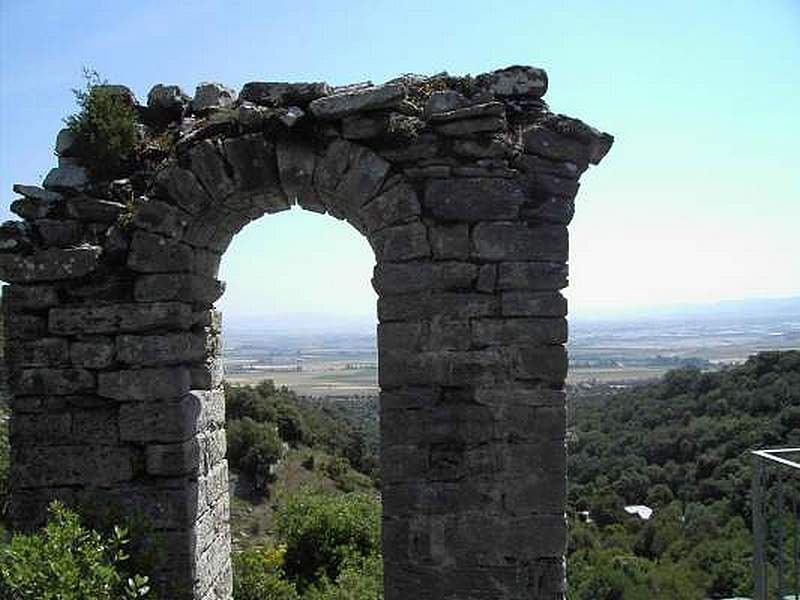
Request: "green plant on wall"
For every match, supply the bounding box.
[63,68,140,179]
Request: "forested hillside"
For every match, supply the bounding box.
[567,350,800,598]
[222,381,382,599]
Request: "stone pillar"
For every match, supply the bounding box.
[3,281,232,599]
[376,180,571,599]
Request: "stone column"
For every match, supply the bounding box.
[3,278,232,598]
[376,178,571,599]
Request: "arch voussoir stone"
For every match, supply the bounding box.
[0,65,611,599]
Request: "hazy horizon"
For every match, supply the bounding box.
[220,294,800,335]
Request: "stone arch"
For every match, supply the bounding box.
[0,66,612,600]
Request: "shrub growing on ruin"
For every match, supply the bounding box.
[64,68,140,179]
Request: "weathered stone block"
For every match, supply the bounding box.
[378,320,471,353]
[132,198,188,238]
[222,134,284,201]
[515,345,568,383]
[146,439,200,476]
[189,140,236,202]
[430,224,469,259]
[148,84,190,112]
[477,65,548,98]
[2,284,59,311]
[95,484,200,529]
[521,196,576,225]
[379,348,512,388]
[497,261,568,290]
[370,222,430,261]
[12,445,134,488]
[34,219,82,247]
[134,273,225,304]
[155,164,213,215]
[97,367,191,401]
[11,196,58,221]
[13,184,63,203]
[309,83,406,118]
[372,261,477,294]
[380,387,439,410]
[66,196,126,222]
[378,292,499,322]
[359,183,420,233]
[128,231,194,272]
[383,471,564,518]
[476,264,497,292]
[332,145,390,214]
[50,302,192,334]
[471,317,567,346]
[378,134,439,162]
[473,384,566,408]
[423,177,527,221]
[276,142,321,211]
[501,291,567,316]
[3,313,47,339]
[116,332,211,366]
[436,116,506,136]
[423,90,466,118]
[192,82,236,113]
[239,81,331,106]
[7,338,70,367]
[451,137,511,159]
[42,165,89,191]
[447,513,566,564]
[72,408,120,443]
[13,368,95,396]
[342,112,389,139]
[0,246,101,283]
[472,223,568,261]
[523,125,590,168]
[10,412,72,444]
[192,249,223,278]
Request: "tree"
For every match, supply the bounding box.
[227,418,284,493]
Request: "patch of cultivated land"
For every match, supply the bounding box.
[226,363,378,397]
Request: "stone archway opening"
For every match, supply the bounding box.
[0,66,612,600]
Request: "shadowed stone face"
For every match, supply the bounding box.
[0,65,612,600]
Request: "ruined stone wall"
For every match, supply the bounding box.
[0,66,611,600]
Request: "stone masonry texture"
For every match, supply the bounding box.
[0,65,612,600]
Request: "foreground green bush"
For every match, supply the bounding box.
[277,489,381,590]
[0,501,152,599]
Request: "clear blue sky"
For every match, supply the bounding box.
[1,0,798,322]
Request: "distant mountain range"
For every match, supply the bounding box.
[570,295,800,323]
[222,296,800,336]
[223,312,377,336]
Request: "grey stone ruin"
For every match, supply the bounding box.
[0,66,612,599]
